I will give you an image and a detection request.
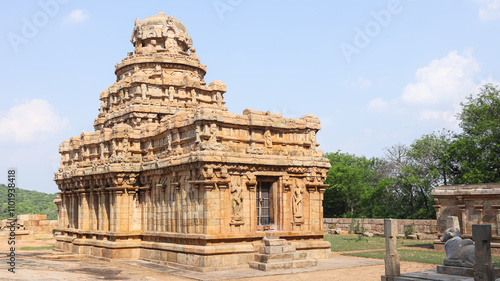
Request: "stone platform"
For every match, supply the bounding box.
[393,269,500,280]
[120,256,383,281]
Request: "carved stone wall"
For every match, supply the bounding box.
[432,184,500,255]
[54,12,331,271]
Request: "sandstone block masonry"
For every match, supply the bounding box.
[432,183,500,255]
[53,12,331,271]
[0,214,57,240]
[323,218,437,239]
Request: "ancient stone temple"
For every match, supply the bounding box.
[432,183,500,255]
[54,12,331,271]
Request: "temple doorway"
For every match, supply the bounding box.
[256,179,277,230]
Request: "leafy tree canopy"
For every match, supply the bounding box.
[0,184,58,220]
[451,83,500,183]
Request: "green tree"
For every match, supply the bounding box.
[323,151,381,218]
[451,83,500,183]
[377,134,451,219]
[0,184,59,220]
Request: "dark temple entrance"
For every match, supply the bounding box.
[256,181,273,226]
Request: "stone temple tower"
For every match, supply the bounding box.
[54,12,331,271]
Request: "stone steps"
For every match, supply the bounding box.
[249,235,317,271]
[248,259,317,271]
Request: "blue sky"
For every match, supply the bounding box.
[1,0,500,194]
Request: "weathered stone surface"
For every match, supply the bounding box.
[53,12,331,271]
[447,216,460,230]
[393,270,474,280]
[436,265,474,277]
[473,224,494,281]
[432,184,500,253]
[382,219,400,280]
[440,227,475,268]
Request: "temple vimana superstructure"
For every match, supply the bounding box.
[54,12,331,271]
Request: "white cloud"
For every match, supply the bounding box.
[419,110,459,128]
[401,50,480,107]
[0,99,68,143]
[399,50,482,129]
[367,97,389,112]
[63,9,89,24]
[474,0,500,21]
[367,50,500,131]
[357,77,372,89]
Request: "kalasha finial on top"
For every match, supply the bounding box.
[130,12,193,55]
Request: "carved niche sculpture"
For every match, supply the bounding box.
[293,179,304,220]
[231,176,244,222]
[440,227,475,268]
[264,130,272,148]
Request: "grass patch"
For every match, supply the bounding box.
[19,246,55,251]
[343,249,500,267]
[344,249,445,264]
[324,234,434,252]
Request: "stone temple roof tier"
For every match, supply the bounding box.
[94,13,217,131]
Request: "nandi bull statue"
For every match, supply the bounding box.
[440,227,475,267]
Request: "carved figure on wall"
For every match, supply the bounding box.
[168,86,175,102]
[100,143,105,158]
[216,91,222,108]
[231,177,244,221]
[209,124,217,143]
[123,137,129,154]
[195,124,201,143]
[148,26,156,37]
[166,16,173,26]
[191,89,197,103]
[293,179,304,218]
[141,84,148,100]
[167,133,172,151]
[440,227,475,267]
[264,130,272,148]
[310,130,316,149]
[166,37,178,53]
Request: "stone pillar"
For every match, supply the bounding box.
[69,193,78,228]
[493,205,500,235]
[97,190,103,231]
[472,224,494,281]
[319,186,326,232]
[447,216,460,230]
[153,185,158,231]
[459,205,467,234]
[90,191,97,231]
[129,190,141,232]
[54,197,62,229]
[159,184,165,232]
[115,191,123,232]
[61,194,68,228]
[102,191,109,232]
[110,191,116,232]
[70,193,75,229]
[78,193,87,230]
[381,219,400,281]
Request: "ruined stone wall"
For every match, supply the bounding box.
[432,184,500,237]
[323,218,437,239]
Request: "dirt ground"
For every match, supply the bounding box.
[0,237,436,281]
